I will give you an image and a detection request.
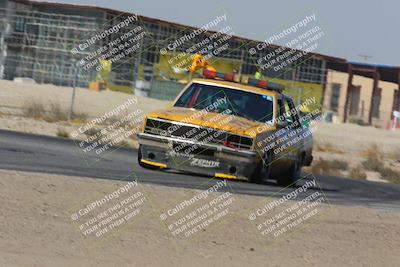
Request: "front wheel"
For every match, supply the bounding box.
[252,151,272,183]
[276,156,301,187]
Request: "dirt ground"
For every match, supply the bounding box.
[313,121,400,155]
[0,169,399,267]
[0,79,170,118]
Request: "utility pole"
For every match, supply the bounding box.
[358,54,373,62]
[238,49,245,76]
[68,59,78,120]
[292,66,302,106]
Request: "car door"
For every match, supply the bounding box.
[287,97,313,165]
[270,96,301,175]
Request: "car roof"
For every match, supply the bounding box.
[191,78,279,97]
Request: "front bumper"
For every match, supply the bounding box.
[137,132,259,181]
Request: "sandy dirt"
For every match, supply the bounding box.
[0,169,399,267]
[313,121,400,155]
[0,115,77,136]
[0,79,171,118]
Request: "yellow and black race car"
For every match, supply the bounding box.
[137,70,313,186]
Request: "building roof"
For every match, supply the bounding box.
[328,61,400,84]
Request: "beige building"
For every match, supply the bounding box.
[323,64,400,128]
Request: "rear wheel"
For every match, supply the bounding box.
[137,145,160,170]
[276,155,301,187]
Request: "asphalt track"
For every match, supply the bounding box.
[1,129,400,211]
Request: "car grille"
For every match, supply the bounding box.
[144,118,253,150]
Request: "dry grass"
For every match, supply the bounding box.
[362,144,384,172]
[24,102,46,119]
[314,141,344,154]
[360,144,381,159]
[104,116,122,126]
[45,103,68,122]
[349,166,367,180]
[310,158,367,180]
[68,111,88,124]
[362,157,383,173]
[379,167,400,184]
[83,127,102,142]
[56,128,69,138]
[23,101,87,123]
[388,148,400,162]
[310,158,342,176]
[312,140,400,183]
[361,144,400,184]
[360,144,400,163]
[329,159,348,170]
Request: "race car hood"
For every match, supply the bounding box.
[145,107,275,138]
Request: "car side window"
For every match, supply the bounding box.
[175,85,196,107]
[284,100,294,123]
[277,99,287,123]
[285,98,301,128]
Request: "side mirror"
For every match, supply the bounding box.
[276,120,288,129]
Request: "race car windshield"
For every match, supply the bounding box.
[174,83,274,123]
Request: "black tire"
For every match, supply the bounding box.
[252,151,272,183]
[137,145,160,170]
[276,155,301,187]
